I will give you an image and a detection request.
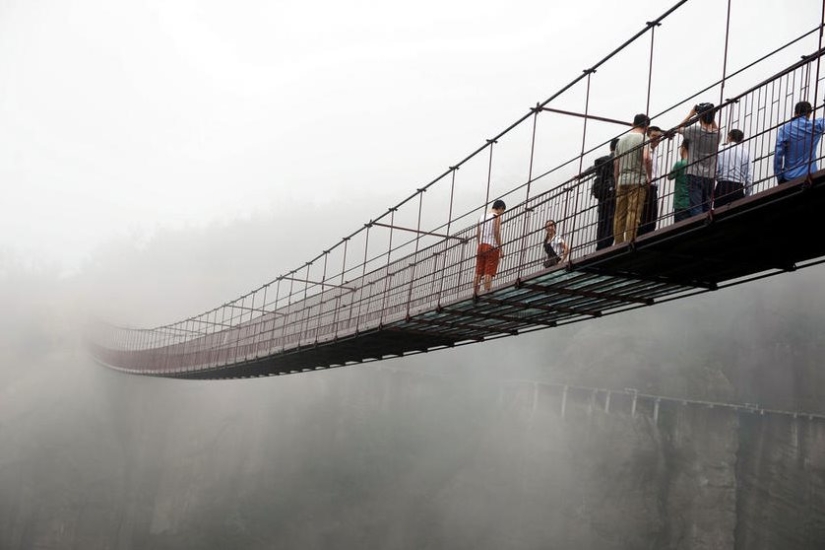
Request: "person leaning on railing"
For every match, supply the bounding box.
[774,100,825,184]
[676,102,720,217]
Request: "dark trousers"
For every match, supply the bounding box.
[638,184,658,235]
[687,175,714,217]
[595,196,615,250]
[674,209,691,223]
[714,180,745,207]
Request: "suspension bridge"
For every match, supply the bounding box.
[87,1,825,380]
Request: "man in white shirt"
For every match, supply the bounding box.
[714,129,752,208]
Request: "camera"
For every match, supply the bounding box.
[695,102,714,114]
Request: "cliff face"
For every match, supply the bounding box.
[1,352,823,549]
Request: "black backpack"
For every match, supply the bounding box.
[591,155,614,200]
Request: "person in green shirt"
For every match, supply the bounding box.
[668,139,690,222]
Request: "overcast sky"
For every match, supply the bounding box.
[0,0,820,282]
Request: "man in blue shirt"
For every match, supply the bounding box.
[774,100,825,183]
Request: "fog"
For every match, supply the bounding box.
[2,208,824,547]
[2,0,825,547]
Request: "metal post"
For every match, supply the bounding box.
[712,0,733,209]
[232,296,246,364]
[254,285,268,359]
[571,71,594,256]
[406,191,425,317]
[353,226,371,332]
[517,109,540,278]
[333,238,349,339]
[218,305,228,365]
[267,279,282,354]
[437,168,458,304]
[315,252,329,344]
[246,291,257,360]
[379,209,396,327]
[645,22,659,116]
[484,140,496,210]
[807,2,825,182]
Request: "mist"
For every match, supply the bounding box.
[2,205,825,547]
[3,0,825,547]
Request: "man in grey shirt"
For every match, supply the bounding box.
[677,102,720,216]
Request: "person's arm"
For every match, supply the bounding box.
[613,152,620,186]
[560,238,570,262]
[774,126,786,180]
[742,149,753,195]
[667,160,680,180]
[643,145,652,184]
[493,215,503,256]
[676,106,697,134]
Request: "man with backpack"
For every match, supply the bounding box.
[590,138,619,250]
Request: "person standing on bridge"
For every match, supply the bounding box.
[668,138,691,222]
[613,114,652,244]
[638,125,665,235]
[589,138,619,250]
[715,129,752,207]
[474,199,506,295]
[774,100,825,184]
[677,102,720,216]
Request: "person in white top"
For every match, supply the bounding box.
[714,129,752,207]
[542,219,569,268]
[639,125,664,235]
[474,199,506,294]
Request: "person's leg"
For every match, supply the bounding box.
[626,185,647,242]
[474,245,487,294]
[674,209,691,222]
[483,248,501,291]
[638,184,658,235]
[701,176,713,212]
[687,175,703,217]
[729,182,745,203]
[604,195,615,246]
[715,180,744,207]
[714,180,732,208]
[613,186,629,244]
[596,200,610,249]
